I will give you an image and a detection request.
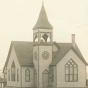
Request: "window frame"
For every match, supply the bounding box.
[65,59,78,82]
[8,69,10,81]
[52,68,54,82]
[17,69,19,82]
[34,32,38,44]
[40,32,52,44]
[25,68,30,82]
[11,61,15,81]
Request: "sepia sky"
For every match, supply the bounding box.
[0,0,88,72]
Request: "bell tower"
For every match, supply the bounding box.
[33,3,53,88]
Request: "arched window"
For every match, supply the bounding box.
[65,59,78,82]
[11,61,15,81]
[8,69,10,81]
[25,68,30,82]
[17,69,19,81]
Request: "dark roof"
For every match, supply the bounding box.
[33,4,53,29]
[50,42,88,66]
[12,41,33,66]
[3,41,88,72]
[4,41,34,69]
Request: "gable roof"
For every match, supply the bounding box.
[33,4,53,30]
[3,41,88,72]
[12,41,33,66]
[50,42,88,66]
[3,41,34,72]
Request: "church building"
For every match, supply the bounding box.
[3,3,88,88]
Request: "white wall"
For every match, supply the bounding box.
[33,46,38,73]
[33,46,38,87]
[39,46,52,87]
[52,66,57,87]
[33,45,53,87]
[3,67,7,73]
[3,67,7,79]
[56,49,86,87]
[21,67,34,87]
[7,46,21,87]
[4,73,7,79]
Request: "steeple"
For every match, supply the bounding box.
[33,3,53,87]
[33,3,53,30]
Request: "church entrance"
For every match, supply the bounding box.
[34,70,37,87]
[43,70,49,88]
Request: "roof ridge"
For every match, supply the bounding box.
[51,44,88,66]
[71,46,88,65]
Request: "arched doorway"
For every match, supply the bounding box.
[43,69,49,87]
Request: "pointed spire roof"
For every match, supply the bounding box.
[33,4,53,30]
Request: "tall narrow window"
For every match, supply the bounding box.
[17,69,19,81]
[34,70,37,87]
[34,33,38,44]
[25,68,30,82]
[8,70,10,81]
[65,59,78,82]
[11,61,15,81]
[52,68,54,82]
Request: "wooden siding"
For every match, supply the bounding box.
[56,49,86,87]
[52,66,57,87]
[33,46,38,87]
[38,46,52,87]
[7,46,21,87]
[21,67,34,87]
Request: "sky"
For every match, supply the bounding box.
[0,0,88,73]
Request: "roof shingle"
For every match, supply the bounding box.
[50,42,88,66]
[33,4,53,29]
[12,41,33,66]
[3,41,88,72]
